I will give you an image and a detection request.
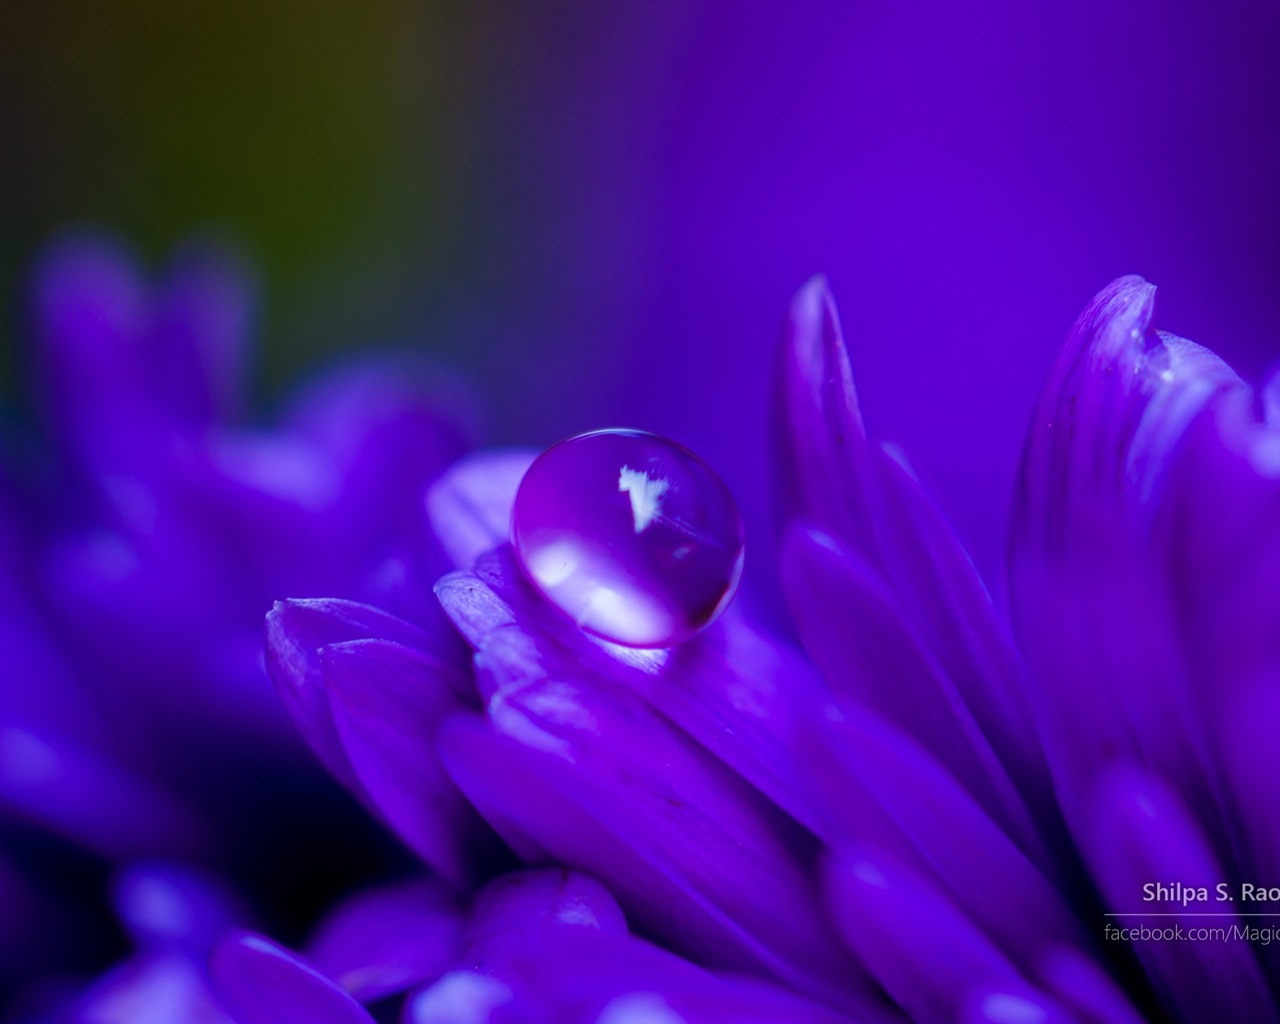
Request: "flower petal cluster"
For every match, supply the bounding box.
[0,232,469,992]
[257,273,1280,1023]
[9,251,1278,1024]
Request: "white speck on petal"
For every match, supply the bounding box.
[977,992,1049,1024]
[596,992,687,1024]
[410,972,512,1024]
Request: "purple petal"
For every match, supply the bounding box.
[321,637,492,883]
[773,280,1058,849]
[867,443,1054,828]
[0,722,206,859]
[781,523,1043,861]
[441,546,593,654]
[653,976,900,1024]
[111,862,245,952]
[305,877,460,1003]
[33,233,145,363]
[29,232,154,468]
[1148,394,1280,904]
[70,950,232,1024]
[1082,763,1277,1023]
[405,971,518,1024]
[1034,946,1145,1024]
[461,868,628,965]
[152,238,256,425]
[0,578,102,747]
[824,847,1052,1024]
[1156,388,1280,711]
[283,357,474,467]
[264,597,465,788]
[426,450,538,569]
[1010,276,1238,562]
[772,275,877,556]
[281,357,470,558]
[199,429,339,519]
[1218,678,1280,887]
[1006,281,1245,858]
[208,932,376,1024]
[440,546,829,833]
[37,525,248,749]
[637,608,830,835]
[801,705,1083,970]
[174,430,340,601]
[40,495,240,663]
[1008,518,1231,859]
[484,929,891,1024]
[1125,330,1244,520]
[434,566,520,653]
[957,987,1081,1024]
[439,700,870,1011]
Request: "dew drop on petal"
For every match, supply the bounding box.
[512,429,745,648]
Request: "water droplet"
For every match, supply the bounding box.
[512,429,744,648]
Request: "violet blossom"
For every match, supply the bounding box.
[0,231,470,1001]
[229,274,1276,1022]
[6,258,1278,1023]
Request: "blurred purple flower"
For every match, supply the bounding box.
[0,231,471,994]
[21,233,468,749]
[246,273,1280,1022]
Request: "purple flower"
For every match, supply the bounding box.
[0,231,471,996]
[9,251,1278,1023]
[203,868,859,1024]
[242,272,1280,1023]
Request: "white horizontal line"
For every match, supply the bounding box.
[1105,913,1280,918]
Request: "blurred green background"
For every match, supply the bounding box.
[0,0,557,402]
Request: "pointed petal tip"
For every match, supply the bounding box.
[263,599,292,640]
[33,230,143,303]
[1109,272,1152,290]
[433,568,516,649]
[263,597,448,789]
[773,274,868,541]
[784,274,842,357]
[1085,275,1157,337]
[790,273,832,311]
[265,597,439,669]
[262,600,317,694]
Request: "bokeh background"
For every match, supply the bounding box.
[5,0,1279,595]
[0,0,1278,1008]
